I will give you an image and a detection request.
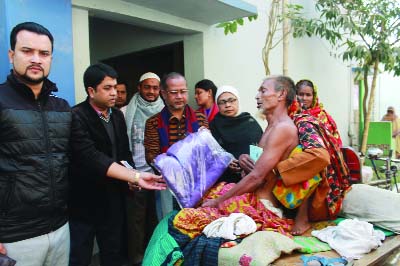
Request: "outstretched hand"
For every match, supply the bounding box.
[201,198,220,208]
[238,154,255,174]
[129,172,167,191]
[228,159,241,173]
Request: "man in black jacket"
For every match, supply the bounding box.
[0,22,71,265]
[68,63,165,266]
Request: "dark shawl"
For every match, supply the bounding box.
[210,112,263,159]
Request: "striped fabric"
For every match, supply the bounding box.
[158,106,200,153]
[144,108,208,164]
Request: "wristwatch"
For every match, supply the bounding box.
[132,171,140,185]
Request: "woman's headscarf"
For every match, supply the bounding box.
[382,106,398,122]
[295,79,342,147]
[215,85,241,116]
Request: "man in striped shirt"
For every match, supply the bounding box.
[144,72,208,219]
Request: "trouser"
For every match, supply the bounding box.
[4,222,70,266]
[126,190,157,264]
[69,212,124,266]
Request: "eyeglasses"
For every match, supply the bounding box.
[217,98,237,106]
[166,89,189,96]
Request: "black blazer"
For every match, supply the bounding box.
[68,99,133,220]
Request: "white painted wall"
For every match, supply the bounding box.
[376,73,400,120]
[203,0,352,145]
[72,7,91,103]
[203,1,269,128]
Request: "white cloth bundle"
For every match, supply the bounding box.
[311,219,385,259]
[202,213,257,240]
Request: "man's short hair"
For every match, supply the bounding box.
[264,75,296,107]
[10,22,54,52]
[116,81,128,89]
[83,63,118,94]
[160,72,185,91]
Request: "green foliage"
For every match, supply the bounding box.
[286,0,400,153]
[217,15,258,35]
[287,0,400,76]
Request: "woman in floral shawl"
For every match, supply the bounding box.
[296,79,343,147]
[288,98,351,222]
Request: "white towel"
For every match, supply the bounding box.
[311,219,385,259]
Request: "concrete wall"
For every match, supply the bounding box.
[203,0,353,144]
[376,74,400,119]
[72,7,91,103]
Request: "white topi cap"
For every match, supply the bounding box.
[139,72,160,82]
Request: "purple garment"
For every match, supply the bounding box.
[155,130,234,208]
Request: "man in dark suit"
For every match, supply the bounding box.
[68,63,165,266]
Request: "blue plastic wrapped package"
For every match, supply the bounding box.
[154,129,234,208]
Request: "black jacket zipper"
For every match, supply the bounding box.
[38,101,56,231]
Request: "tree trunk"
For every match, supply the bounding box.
[262,0,279,76]
[282,0,289,75]
[362,67,369,125]
[360,58,379,155]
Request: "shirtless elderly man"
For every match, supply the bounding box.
[203,75,328,235]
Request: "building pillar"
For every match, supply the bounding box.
[72,7,91,103]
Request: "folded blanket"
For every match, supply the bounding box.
[143,211,183,266]
[173,183,293,239]
[155,130,234,208]
[293,236,331,253]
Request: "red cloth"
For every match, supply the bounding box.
[294,114,351,220]
[198,103,219,123]
[173,182,293,239]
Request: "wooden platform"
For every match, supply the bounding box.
[272,224,400,266]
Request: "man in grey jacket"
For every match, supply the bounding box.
[123,72,164,265]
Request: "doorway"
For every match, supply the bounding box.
[102,41,184,100]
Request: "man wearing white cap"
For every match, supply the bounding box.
[123,72,164,266]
